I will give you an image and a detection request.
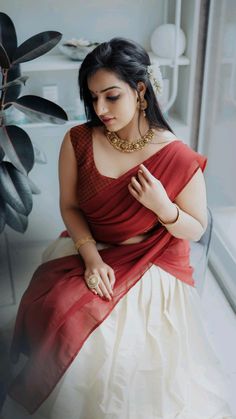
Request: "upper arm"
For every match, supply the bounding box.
[174,167,208,231]
[58,130,80,211]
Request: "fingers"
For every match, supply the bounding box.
[85,267,115,301]
[137,170,147,188]
[128,164,152,194]
[99,270,113,300]
[130,176,143,193]
[139,164,153,184]
[98,281,112,301]
[128,172,146,198]
[108,269,116,289]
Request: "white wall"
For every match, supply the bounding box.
[0,0,164,50]
[1,0,165,243]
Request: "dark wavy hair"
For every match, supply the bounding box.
[79,37,175,134]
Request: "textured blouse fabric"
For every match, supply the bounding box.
[70,124,115,203]
[7,123,209,414]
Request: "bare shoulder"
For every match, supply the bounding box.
[59,129,75,163]
[60,129,71,146]
[153,128,179,143]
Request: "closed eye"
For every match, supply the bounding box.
[91,95,120,102]
[107,95,120,101]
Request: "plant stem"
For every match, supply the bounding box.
[0,68,8,126]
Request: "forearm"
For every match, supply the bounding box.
[156,202,206,242]
[60,205,102,264]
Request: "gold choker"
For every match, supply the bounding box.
[105,128,155,153]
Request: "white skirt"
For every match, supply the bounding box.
[1,238,235,419]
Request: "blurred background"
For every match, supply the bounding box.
[0,0,236,413]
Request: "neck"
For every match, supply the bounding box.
[115,114,150,143]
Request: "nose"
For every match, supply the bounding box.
[94,97,109,116]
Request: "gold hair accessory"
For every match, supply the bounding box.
[74,235,96,251]
[158,203,180,226]
[147,63,163,96]
[105,127,155,153]
[86,274,101,289]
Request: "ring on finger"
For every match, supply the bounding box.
[87,274,101,289]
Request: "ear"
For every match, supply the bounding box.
[137,81,147,96]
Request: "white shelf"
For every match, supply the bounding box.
[21,52,190,73]
[21,54,82,72]
[17,119,86,128]
[148,51,190,67]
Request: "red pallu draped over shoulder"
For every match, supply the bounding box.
[8,124,208,413]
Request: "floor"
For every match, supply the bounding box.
[0,241,236,415]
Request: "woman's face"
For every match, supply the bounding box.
[87,68,141,131]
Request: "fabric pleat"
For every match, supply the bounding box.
[2,240,234,419]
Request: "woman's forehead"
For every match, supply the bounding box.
[88,69,125,93]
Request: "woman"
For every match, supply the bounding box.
[2,38,234,419]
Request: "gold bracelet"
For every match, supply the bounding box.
[158,203,180,226]
[74,235,96,251]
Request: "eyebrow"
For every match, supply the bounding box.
[89,86,122,94]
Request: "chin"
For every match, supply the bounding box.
[109,121,132,132]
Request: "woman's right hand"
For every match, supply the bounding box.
[84,256,116,301]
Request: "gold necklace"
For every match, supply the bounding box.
[105,128,155,153]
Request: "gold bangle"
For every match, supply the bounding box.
[74,236,96,251]
[158,203,180,226]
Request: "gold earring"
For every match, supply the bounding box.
[137,96,148,117]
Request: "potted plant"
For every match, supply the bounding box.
[0,12,68,234]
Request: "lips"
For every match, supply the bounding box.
[101,117,115,123]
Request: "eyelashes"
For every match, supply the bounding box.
[107,95,120,102]
[91,95,120,102]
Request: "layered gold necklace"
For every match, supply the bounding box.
[105,127,155,153]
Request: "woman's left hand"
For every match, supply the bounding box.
[128,163,171,214]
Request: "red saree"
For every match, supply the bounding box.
[8,124,208,413]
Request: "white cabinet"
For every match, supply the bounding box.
[5,0,201,244]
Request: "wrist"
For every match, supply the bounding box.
[157,202,179,225]
[74,235,96,252]
[79,242,102,264]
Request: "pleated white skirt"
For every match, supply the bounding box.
[1,238,235,419]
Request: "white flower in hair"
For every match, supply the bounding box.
[147,63,163,96]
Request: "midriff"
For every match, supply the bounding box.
[118,231,152,245]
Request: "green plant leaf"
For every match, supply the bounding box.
[5,202,28,232]
[0,13,17,61]
[0,75,28,90]
[0,125,34,174]
[12,31,62,64]
[0,161,32,215]
[27,176,41,194]
[32,142,47,164]
[0,146,5,162]
[0,42,10,69]
[7,163,33,214]
[0,196,6,233]
[10,95,68,124]
[4,65,22,107]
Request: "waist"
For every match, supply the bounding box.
[117,231,153,245]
